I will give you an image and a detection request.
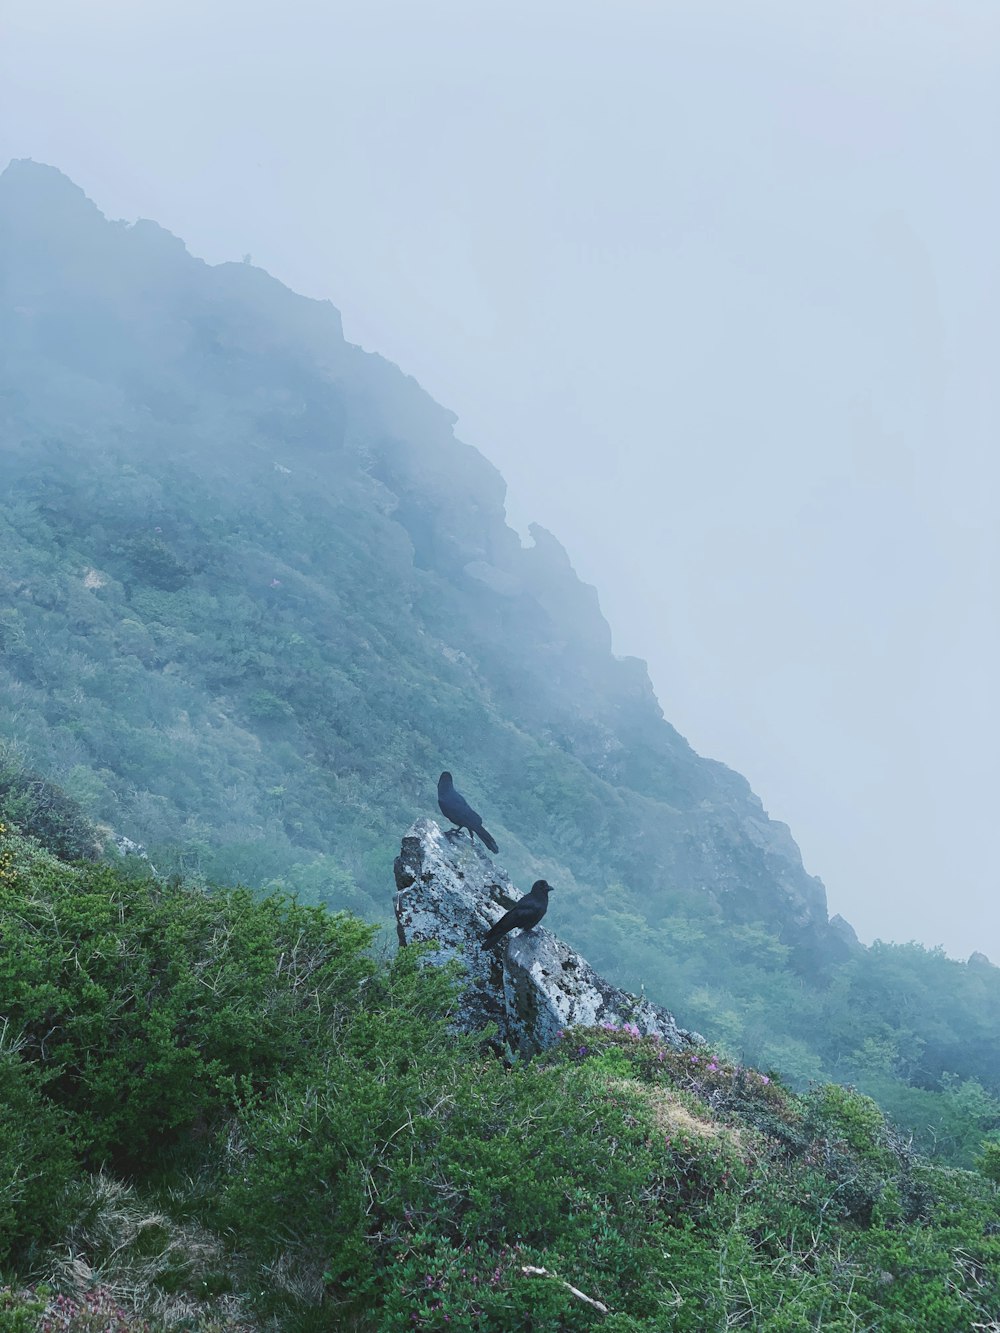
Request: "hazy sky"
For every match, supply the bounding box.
[3,0,998,959]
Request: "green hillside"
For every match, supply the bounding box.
[1,813,999,1331]
[1,158,999,1170]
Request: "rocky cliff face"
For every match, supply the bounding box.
[394,819,702,1057]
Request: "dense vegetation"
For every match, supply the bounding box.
[1,157,999,1190]
[1,813,999,1331]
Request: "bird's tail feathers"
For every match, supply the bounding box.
[481,918,510,949]
[478,826,499,854]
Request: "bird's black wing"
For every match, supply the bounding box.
[438,785,478,826]
[481,895,545,949]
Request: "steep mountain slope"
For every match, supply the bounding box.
[6,162,1000,1142]
[0,159,843,966]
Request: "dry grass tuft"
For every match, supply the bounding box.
[610,1078,742,1147]
[37,1172,255,1331]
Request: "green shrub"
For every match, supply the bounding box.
[0,1043,75,1262]
[0,1288,46,1333]
[978,1138,1000,1184]
[0,840,379,1167]
[0,754,99,861]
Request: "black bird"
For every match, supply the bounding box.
[481,880,554,949]
[437,771,499,853]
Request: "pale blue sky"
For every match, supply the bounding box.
[3,0,998,958]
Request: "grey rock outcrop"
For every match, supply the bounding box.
[112,833,149,860]
[829,913,864,955]
[394,818,702,1057]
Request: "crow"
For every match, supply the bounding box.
[437,771,499,853]
[481,880,554,949]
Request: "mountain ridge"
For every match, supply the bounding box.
[0,156,843,962]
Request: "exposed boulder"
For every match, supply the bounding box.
[394,818,703,1057]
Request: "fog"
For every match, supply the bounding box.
[3,0,997,959]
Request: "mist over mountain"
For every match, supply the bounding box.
[2,160,999,1153]
[0,159,840,953]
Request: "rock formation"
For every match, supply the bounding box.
[394,818,703,1057]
